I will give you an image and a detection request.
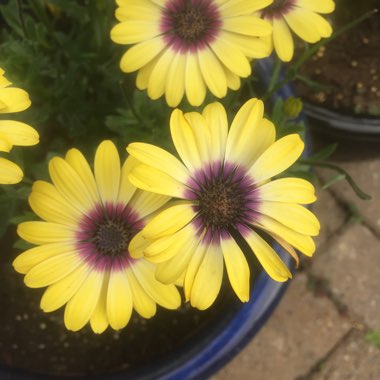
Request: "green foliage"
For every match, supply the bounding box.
[0,0,124,146]
[365,330,380,349]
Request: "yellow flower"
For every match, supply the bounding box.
[13,141,181,333]
[110,0,273,107]
[260,0,335,62]
[0,68,39,184]
[127,99,319,310]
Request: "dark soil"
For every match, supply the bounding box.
[0,228,262,377]
[295,10,380,117]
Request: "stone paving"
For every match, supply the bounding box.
[214,133,380,380]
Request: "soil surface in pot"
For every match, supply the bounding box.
[0,228,262,377]
[294,11,380,118]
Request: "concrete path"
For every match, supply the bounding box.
[214,132,380,380]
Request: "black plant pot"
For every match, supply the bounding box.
[303,102,380,141]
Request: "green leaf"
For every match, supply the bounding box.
[308,144,338,162]
[0,0,24,37]
[365,330,380,349]
[322,173,346,190]
[271,97,284,126]
[277,123,305,138]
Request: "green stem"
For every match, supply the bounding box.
[266,56,282,94]
[299,159,372,200]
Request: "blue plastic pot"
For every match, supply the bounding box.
[0,58,300,380]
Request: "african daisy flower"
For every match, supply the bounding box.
[0,68,39,184]
[13,140,181,333]
[260,0,335,62]
[110,0,273,107]
[127,99,320,310]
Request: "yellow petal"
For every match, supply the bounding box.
[129,189,170,219]
[165,52,186,107]
[110,20,160,45]
[256,214,316,256]
[142,202,195,239]
[258,177,317,204]
[117,155,139,204]
[224,66,241,90]
[64,269,104,331]
[41,264,91,312]
[219,0,272,16]
[65,148,100,205]
[115,0,160,22]
[107,270,133,330]
[222,16,272,37]
[270,233,300,268]
[221,236,250,302]
[126,267,157,318]
[185,52,207,106]
[90,273,110,334]
[13,243,75,274]
[0,157,23,184]
[128,231,150,259]
[184,242,207,301]
[136,53,159,90]
[29,189,79,226]
[24,251,83,288]
[131,260,181,309]
[223,33,272,59]
[225,98,265,167]
[49,157,96,213]
[259,201,320,236]
[144,223,195,263]
[127,142,190,183]
[94,140,121,205]
[31,180,82,221]
[202,102,228,162]
[272,17,294,62]
[0,134,11,152]
[18,221,75,245]
[190,243,224,310]
[170,109,202,171]
[155,237,198,284]
[244,229,292,282]
[296,0,335,14]
[284,8,332,43]
[148,48,174,100]
[198,48,227,98]
[0,88,31,113]
[249,134,304,183]
[210,35,251,77]
[0,120,39,146]
[119,37,166,73]
[129,164,187,199]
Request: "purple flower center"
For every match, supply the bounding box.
[94,220,131,256]
[197,172,245,228]
[262,0,296,19]
[186,162,260,239]
[160,0,222,53]
[76,204,144,271]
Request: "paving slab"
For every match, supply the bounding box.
[313,186,347,248]
[316,156,380,236]
[312,223,380,330]
[309,329,380,380]
[213,274,351,380]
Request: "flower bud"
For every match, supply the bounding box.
[283,97,303,118]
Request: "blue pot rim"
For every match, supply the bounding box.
[0,57,304,380]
